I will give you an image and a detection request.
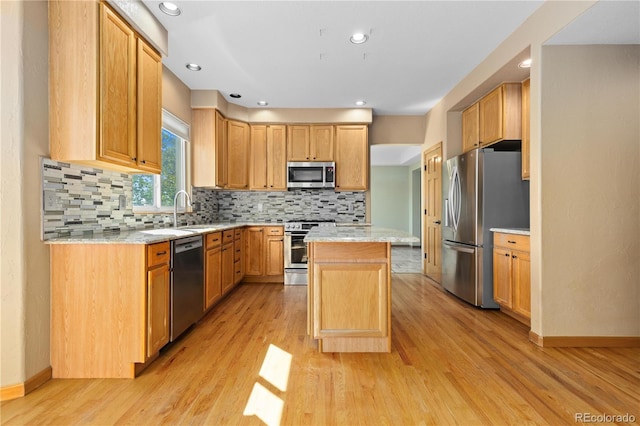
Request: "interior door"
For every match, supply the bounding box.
[423,143,442,283]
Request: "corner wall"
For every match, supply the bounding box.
[539,45,640,336]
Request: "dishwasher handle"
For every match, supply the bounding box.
[174,236,203,254]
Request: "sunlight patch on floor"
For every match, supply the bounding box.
[244,343,293,426]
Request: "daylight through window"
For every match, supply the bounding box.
[133,110,190,212]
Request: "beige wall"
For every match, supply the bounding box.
[1,0,51,388]
[162,66,192,125]
[540,45,640,336]
[369,115,425,145]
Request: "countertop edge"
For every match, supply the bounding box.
[490,227,531,236]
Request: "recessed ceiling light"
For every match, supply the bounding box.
[230,93,242,99]
[518,58,532,69]
[355,100,366,106]
[350,32,368,44]
[185,63,201,71]
[257,101,269,106]
[159,2,181,16]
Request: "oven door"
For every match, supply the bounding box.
[284,232,308,269]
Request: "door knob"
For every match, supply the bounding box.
[434,220,441,225]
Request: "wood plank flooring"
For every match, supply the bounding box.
[2,274,638,425]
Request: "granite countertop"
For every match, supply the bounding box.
[305,225,419,243]
[490,227,531,236]
[44,222,284,245]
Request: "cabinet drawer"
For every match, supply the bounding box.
[206,232,222,249]
[234,245,242,261]
[223,230,235,244]
[494,233,529,251]
[234,228,242,240]
[147,242,170,268]
[265,226,283,236]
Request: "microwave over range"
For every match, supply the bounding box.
[287,162,335,189]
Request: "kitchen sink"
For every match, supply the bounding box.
[140,228,197,237]
[178,224,221,232]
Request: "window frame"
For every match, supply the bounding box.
[132,109,192,214]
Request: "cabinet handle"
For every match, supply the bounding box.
[156,251,167,256]
[507,240,516,244]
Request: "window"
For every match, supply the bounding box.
[133,110,191,212]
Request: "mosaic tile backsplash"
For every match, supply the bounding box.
[41,158,366,240]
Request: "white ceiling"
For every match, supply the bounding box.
[142,0,544,115]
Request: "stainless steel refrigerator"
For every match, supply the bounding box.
[442,148,529,308]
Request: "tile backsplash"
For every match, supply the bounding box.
[41,158,366,240]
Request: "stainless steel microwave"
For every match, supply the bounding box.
[287,162,335,189]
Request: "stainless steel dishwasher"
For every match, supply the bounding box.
[171,235,204,341]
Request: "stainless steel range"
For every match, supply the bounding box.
[284,219,335,285]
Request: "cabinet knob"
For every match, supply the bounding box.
[505,253,510,257]
[512,255,518,259]
[141,160,146,164]
[132,157,137,161]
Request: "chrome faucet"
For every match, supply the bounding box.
[173,190,192,228]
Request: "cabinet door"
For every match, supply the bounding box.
[492,247,512,308]
[521,78,530,180]
[147,264,169,357]
[479,85,503,145]
[265,236,284,276]
[335,125,368,191]
[205,246,222,309]
[512,249,531,319]
[310,125,334,161]
[221,243,235,294]
[244,227,265,276]
[136,39,162,173]
[227,120,250,189]
[250,125,268,189]
[313,262,388,338]
[267,125,287,190]
[216,111,228,187]
[287,125,310,161]
[99,4,136,167]
[462,103,480,153]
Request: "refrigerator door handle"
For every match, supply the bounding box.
[443,241,475,254]
[444,199,450,227]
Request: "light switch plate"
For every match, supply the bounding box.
[43,190,57,211]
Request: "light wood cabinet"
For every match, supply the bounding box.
[287,125,335,161]
[146,242,170,358]
[462,103,480,153]
[227,120,250,189]
[335,125,369,191]
[250,125,287,190]
[521,78,530,180]
[205,232,223,309]
[479,83,522,145]
[244,226,284,281]
[493,232,531,325]
[234,228,244,284]
[192,109,227,188]
[308,242,391,353]
[51,241,171,378]
[49,1,162,174]
[221,230,235,294]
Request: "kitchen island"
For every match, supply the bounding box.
[305,225,418,353]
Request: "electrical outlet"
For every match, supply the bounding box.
[119,194,127,210]
[43,190,57,211]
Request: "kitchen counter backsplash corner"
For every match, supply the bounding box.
[41,159,365,240]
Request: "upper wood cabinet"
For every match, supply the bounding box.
[479,83,522,145]
[250,125,287,190]
[335,125,369,191]
[226,120,250,189]
[49,1,162,174]
[287,125,335,161]
[521,79,531,180]
[192,109,227,188]
[462,103,480,153]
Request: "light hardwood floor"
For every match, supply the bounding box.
[2,275,638,425]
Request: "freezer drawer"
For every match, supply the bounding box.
[442,241,482,307]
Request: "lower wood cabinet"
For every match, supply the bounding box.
[51,242,170,378]
[244,226,284,282]
[308,242,391,353]
[146,242,170,358]
[493,232,531,325]
[234,228,244,284]
[221,230,235,294]
[205,232,223,309]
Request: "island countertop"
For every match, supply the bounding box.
[305,225,419,243]
[489,227,531,236]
